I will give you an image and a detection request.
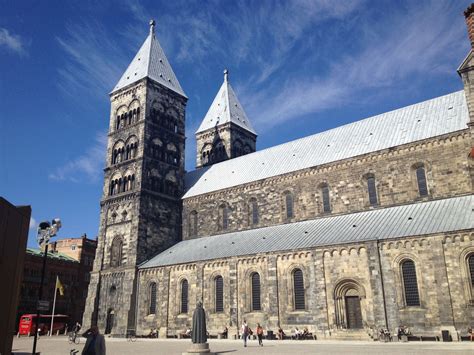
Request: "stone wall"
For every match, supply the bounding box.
[183,131,472,240]
[136,231,474,338]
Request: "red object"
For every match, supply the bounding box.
[18,314,68,335]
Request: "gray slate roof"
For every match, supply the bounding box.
[196,71,256,135]
[140,195,474,268]
[112,24,186,97]
[184,91,468,198]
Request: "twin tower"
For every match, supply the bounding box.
[83,21,256,334]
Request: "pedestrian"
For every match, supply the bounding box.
[82,326,106,355]
[241,320,249,347]
[256,323,264,346]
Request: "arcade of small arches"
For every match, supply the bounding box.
[150,101,183,135]
[112,137,138,165]
[109,172,136,196]
[200,139,252,166]
[115,101,140,131]
[147,169,179,196]
[148,138,180,167]
[186,163,430,237]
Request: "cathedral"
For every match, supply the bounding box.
[83,7,474,340]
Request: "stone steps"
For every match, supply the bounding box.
[329,330,374,341]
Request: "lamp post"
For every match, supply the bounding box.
[32,218,61,355]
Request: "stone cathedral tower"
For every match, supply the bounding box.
[83,20,187,335]
[195,70,257,168]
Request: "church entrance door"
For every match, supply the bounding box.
[105,309,114,334]
[345,296,362,329]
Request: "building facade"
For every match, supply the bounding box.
[85,8,474,339]
[18,235,97,328]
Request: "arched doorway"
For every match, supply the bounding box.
[344,289,363,329]
[334,279,365,329]
[105,309,114,334]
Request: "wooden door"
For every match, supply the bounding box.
[345,296,363,329]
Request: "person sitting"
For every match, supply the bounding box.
[180,328,192,338]
[302,327,309,339]
[148,327,158,338]
[278,327,285,340]
[293,327,302,340]
[220,326,228,339]
[468,327,473,341]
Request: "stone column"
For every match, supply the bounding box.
[266,255,279,330]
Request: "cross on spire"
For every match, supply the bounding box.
[224,69,229,82]
[149,19,156,35]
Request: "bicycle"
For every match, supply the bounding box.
[68,331,80,344]
[126,329,137,342]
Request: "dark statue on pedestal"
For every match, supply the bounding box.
[183,301,213,354]
[192,301,207,344]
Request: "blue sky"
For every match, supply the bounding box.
[0,0,470,247]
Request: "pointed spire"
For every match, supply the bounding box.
[196,70,256,135]
[112,21,186,97]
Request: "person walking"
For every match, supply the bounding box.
[82,326,106,355]
[256,323,264,346]
[241,320,249,347]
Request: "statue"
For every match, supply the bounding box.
[183,301,214,355]
[192,301,207,344]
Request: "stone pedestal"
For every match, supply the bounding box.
[182,343,214,355]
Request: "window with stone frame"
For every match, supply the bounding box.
[110,237,123,267]
[401,259,420,307]
[415,165,428,197]
[181,279,188,313]
[249,198,258,226]
[148,282,157,314]
[189,210,198,237]
[251,272,261,311]
[293,268,305,310]
[215,276,224,312]
[284,192,294,219]
[367,176,378,206]
[219,204,229,230]
[321,184,331,213]
[469,254,474,290]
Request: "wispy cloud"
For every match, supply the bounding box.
[241,0,468,127]
[0,27,27,55]
[56,23,127,98]
[49,132,107,183]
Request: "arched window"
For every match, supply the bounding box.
[251,272,261,311]
[249,199,258,225]
[219,204,229,230]
[284,192,294,219]
[367,176,378,206]
[189,211,198,237]
[148,282,157,314]
[215,276,224,312]
[321,184,331,213]
[401,260,420,306]
[468,254,474,288]
[181,279,188,313]
[416,166,428,196]
[293,269,305,310]
[110,238,123,267]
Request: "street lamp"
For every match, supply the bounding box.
[32,218,61,355]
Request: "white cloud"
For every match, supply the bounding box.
[29,217,37,230]
[49,132,107,183]
[0,28,27,55]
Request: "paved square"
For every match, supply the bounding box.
[11,337,474,355]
